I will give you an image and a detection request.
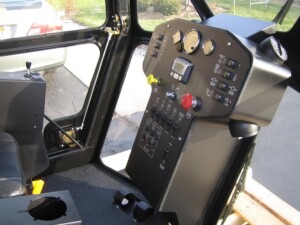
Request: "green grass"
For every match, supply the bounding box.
[47,0,106,27]
[47,0,299,31]
[138,19,168,31]
[139,0,299,31]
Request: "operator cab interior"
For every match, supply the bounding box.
[0,0,299,224]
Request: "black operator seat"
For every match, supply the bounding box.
[0,65,48,197]
[0,132,26,198]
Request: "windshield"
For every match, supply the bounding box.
[205,0,299,31]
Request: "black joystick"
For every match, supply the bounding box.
[24,61,32,78]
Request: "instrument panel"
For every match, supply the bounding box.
[143,19,252,119]
[126,18,291,224]
[127,19,253,207]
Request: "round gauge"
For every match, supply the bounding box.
[183,30,200,54]
[173,30,183,44]
[202,39,215,56]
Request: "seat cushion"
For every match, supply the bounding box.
[0,132,25,197]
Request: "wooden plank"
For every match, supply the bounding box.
[245,179,300,225]
[233,192,285,225]
[217,213,246,225]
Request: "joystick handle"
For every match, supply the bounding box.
[24,61,32,78]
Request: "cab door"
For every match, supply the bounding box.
[0,0,133,178]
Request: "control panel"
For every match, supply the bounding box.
[126,18,290,223]
[126,85,194,206]
[126,19,252,207]
[142,19,252,119]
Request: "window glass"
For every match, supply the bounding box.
[0,0,106,40]
[205,0,299,31]
[138,0,200,31]
[100,45,151,173]
[0,43,100,121]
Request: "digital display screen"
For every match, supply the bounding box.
[172,59,187,75]
[171,57,193,84]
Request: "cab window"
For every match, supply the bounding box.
[138,0,200,31]
[0,0,106,40]
[0,0,105,124]
[205,0,299,31]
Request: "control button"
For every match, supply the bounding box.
[155,111,161,122]
[166,120,173,131]
[150,108,156,118]
[160,115,166,126]
[155,111,161,117]
[151,51,158,57]
[222,70,234,80]
[213,93,225,103]
[181,93,193,110]
[166,91,176,100]
[141,128,149,140]
[218,82,229,92]
[147,74,160,85]
[150,136,157,145]
[227,59,239,69]
[145,132,152,141]
[163,147,171,159]
[157,34,164,41]
[202,39,215,56]
[172,124,179,136]
[173,73,179,80]
[181,93,202,111]
[154,43,161,49]
[176,43,183,52]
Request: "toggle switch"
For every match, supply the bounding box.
[147,74,160,85]
[166,91,176,100]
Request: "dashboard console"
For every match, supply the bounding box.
[126,19,290,225]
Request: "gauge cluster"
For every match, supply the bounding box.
[143,19,252,119]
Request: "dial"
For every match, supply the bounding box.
[183,30,200,54]
[202,39,215,56]
[173,30,183,44]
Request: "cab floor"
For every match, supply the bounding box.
[43,163,167,225]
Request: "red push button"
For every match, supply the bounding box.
[181,93,193,110]
[181,93,202,111]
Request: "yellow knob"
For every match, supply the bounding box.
[32,180,45,195]
[147,74,160,85]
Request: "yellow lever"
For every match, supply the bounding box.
[147,74,160,85]
[32,180,45,195]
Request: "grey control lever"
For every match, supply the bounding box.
[24,61,32,78]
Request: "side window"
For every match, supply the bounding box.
[138,0,200,31]
[0,44,100,122]
[0,0,106,40]
[0,0,106,122]
[100,45,151,172]
[205,0,299,31]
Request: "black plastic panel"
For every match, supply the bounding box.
[0,72,46,132]
[126,87,193,206]
[126,19,252,208]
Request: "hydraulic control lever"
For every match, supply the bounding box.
[24,61,32,78]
